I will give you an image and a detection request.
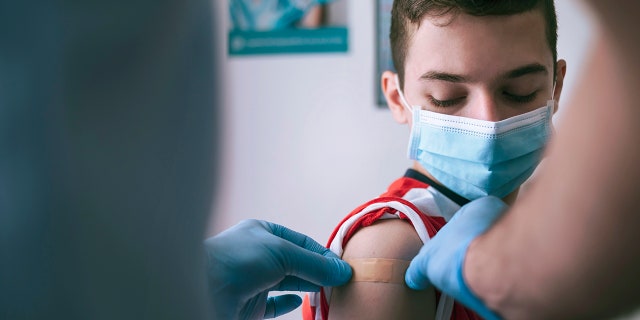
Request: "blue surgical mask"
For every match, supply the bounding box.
[396,76,555,200]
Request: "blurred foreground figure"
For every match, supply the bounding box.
[1,1,217,318]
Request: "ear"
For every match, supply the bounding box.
[381,71,409,124]
[552,59,568,114]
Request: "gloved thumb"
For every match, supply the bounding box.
[264,294,303,319]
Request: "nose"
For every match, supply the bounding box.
[466,94,503,122]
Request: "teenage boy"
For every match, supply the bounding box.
[303,1,566,319]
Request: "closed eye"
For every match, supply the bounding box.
[429,96,466,108]
[504,91,538,103]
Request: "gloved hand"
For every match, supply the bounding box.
[205,219,352,319]
[405,196,508,320]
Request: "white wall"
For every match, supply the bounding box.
[210,1,412,242]
[210,1,597,319]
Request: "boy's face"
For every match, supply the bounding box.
[383,9,566,124]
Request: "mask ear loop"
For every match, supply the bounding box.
[548,81,558,113]
[395,74,415,113]
[547,81,558,137]
[395,74,422,160]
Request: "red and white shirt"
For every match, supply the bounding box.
[302,169,481,320]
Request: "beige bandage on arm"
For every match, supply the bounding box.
[345,258,411,285]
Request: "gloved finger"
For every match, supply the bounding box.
[405,245,433,290]
[263,294,303,319]
[270,276,321,292]
[281,242,352,287]
[265,221,335,256]
[264,221,352,286]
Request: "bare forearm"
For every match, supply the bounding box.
[465,4,640,319]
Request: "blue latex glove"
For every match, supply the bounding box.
[205,219,352,319]
[405,196,509,320]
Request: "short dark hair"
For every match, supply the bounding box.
[390,0,558,89]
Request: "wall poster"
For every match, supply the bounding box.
[376,0,395,107]
[228,0,349,56]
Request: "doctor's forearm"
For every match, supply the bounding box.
[464,4,640,319]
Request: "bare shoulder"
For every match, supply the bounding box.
[328,219,436,320]
[340,219,424,259]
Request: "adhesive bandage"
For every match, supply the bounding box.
[345,258,411,285]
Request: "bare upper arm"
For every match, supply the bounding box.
[328,219,436,320]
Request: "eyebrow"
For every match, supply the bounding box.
[419,71,467,83]
[506,63,548,79]
[419,63,548,83]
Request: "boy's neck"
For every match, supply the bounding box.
[411,161,519,206]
